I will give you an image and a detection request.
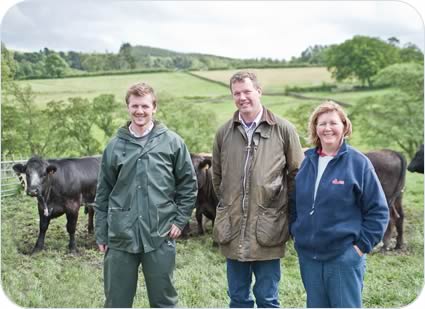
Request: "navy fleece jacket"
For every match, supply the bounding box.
[290,142,389,261]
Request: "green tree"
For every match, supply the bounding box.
[1,83,53,156]
[45,53,69,78]
[326,35,399,87]
[156,95,218,153]
[119,43,136,69]
[1,43,16,86]
[399,43,424,63]
[284,102,317,147]
[351,62,423,158]
[92,94,122,140]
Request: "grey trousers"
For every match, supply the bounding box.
[103,239,177,308]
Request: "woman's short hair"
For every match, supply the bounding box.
[125,82,157,107]
[308,100,352,148]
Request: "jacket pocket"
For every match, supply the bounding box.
[256,205,289,247]
[213,205,236,245]
[107,209,134,240]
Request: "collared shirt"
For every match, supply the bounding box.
[129,121,154,138]
[239,106,263,143]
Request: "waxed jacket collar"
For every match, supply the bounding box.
[232,106,276,139]
[232,106,277,127]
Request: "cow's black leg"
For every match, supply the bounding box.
[195,206,204,235]
[33,210,50,254]
[394,198,405,250]
[382,218,394,251]
[65,206,80,254]
[87,207,94,234]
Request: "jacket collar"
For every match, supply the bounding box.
[117,120,167,141]
[306,140,349,161]
[232,106,276,139]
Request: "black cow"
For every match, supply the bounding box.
[365,150,406,251]
[408,144,424,174]
[12,156,100,253]
[186,153,219,236]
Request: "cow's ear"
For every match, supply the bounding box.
[199,158,212,170]
[12,163,26,174]
[46,165,57,175]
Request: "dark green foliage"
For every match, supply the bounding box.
[351,63,424,158]
[326,36,400,87]
[44,53,69,78]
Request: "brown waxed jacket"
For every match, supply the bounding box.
[212,107,304,261]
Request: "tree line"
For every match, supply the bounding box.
[5,36,421,81]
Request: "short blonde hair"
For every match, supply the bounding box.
[125,82,157,107]
[308,100,352,148]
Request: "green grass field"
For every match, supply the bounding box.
[17,71,230,106]
[1,172,423,307]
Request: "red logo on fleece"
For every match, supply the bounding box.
[332,178,345,185]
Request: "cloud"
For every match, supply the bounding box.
[1,0,424,59]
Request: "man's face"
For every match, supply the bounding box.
[127,94,156,129]
[231,78,262,117]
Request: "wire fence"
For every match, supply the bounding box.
[1,155,27,199]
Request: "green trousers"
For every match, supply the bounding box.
[103,239,178,308]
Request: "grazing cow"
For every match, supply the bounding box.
[365,150,406,250]
[12,156,100,253]
[408,144,424,174]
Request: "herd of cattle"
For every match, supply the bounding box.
[12,144,424,254]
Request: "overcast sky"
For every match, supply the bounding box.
[0,0,424,60]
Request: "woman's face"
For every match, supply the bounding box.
[316,111,345,149]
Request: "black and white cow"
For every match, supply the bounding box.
[13,156,100,253]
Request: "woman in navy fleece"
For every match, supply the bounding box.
[290,101,389,308]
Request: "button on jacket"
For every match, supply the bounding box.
[212,107,304,261]
[95,121,197,253]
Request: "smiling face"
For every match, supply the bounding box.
[316,110,345,151]
[127,94,156,132]
[231,78,262,121]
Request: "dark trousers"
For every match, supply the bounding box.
[226,258,281,308]
[298,246,366,308]
[103,239,177,308]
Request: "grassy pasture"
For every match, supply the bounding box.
[1,172,423,308]
[17,72,230,106]
[191,67,334,93]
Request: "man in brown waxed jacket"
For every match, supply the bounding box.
[212,71,304,308]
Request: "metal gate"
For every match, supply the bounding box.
[1,157,27,199]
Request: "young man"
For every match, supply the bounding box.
[95,82,197,308]
[212,71,304,308]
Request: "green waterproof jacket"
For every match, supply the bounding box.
[212,107,304,261]
[95,121,197,253]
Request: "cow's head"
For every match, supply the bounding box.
[12,157,57,197]
[408,144,424,174]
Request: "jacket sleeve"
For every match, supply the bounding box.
[355,166,389,253]
[212,129,222,201]
[172,141,198,230]
[283,123,304,198]
[94,143,117,245]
